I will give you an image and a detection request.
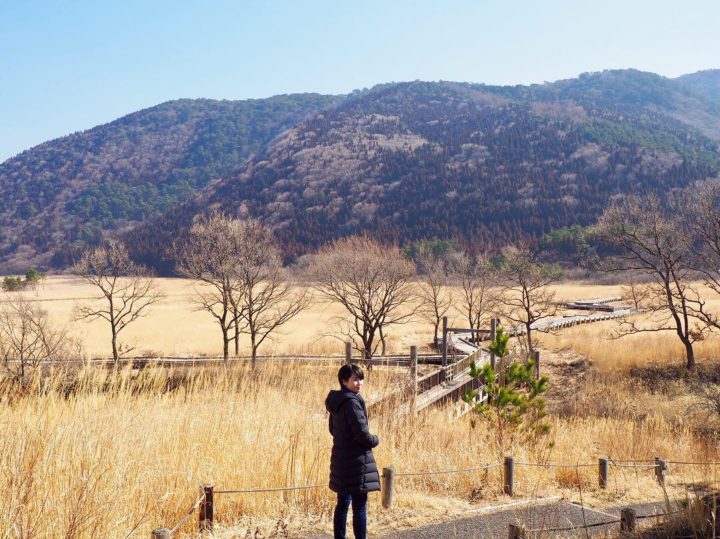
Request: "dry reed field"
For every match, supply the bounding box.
[2,277,720,537]
[9,276,434,358]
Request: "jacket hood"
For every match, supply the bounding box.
[325,388,357,413]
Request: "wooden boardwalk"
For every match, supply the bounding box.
[381,303,637,414]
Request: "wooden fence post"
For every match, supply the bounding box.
[508,523,526,538]
[598,457,609,489]
[151,529,171,539]
[345,342,352,365]
[381,467,394,508]
[490,318,498,370]
[532,350,540,379]
[620,508,636,533]
[503,456,514,496]
[410,345,418,392]
[199,483,214,532]
[410,346,418,414]
[442,317,448,367]
[654,456,667,486]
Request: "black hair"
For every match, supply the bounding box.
[338,363,364,387]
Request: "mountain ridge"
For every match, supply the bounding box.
[127,71,720,272]
[1,68,720,272]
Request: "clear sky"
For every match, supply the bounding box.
[1,0,718,163]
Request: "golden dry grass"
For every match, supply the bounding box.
[2,360,719,538]
[2,277,720,537]
[8,276,439,358]
[10,276,720,364]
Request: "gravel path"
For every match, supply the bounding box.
[302,499,674,538]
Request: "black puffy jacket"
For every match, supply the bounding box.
[325,388,380,494]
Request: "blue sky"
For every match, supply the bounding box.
[1,0,718,162]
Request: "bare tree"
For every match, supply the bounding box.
[416,249,453,349]
[176,214,308,363]
[0,295,76,381]
[234,219,310,365]
[73,241,161,363]
[309,236,417,360]
[498,245,561,355]
[622,280,651,310]
[678,179,720,330]
[595,194,705,369]
[175,214,245,361]
[450,252,497,342]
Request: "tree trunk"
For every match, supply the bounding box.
[251,333,258,369]
[362,334,373,370]
[432,320,439,349]
[526,321,533,355]
[112,330,119,363]
[233,317,240,356]
[685,340,696,370]
[222,330,229,361]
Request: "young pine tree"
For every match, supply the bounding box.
[463,327,550,460]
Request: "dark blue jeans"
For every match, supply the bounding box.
[333,492,367,539]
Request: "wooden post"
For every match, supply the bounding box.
[381,467,394,508]
[442,317,448,367]
[151,529,171,539]
[503,456,514,496]
[620,508,636,532]
[508,523,526,539]
[532,350,540,379]
[490,318,498,369]
[410,346,418,393]
[345,342,352,365]
[410,346,418,414]
[598,457,609,489]
[654,456,667,486]
[199,483,214,532]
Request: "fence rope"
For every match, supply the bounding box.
[211,457,720,495]
[609,458,656,463]
[168,488,206,535]
[394,463,502,477]
[514,461,596,469]
[609,462,657,469]
[215,484,324,495]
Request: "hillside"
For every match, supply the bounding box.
[676,69,720,103]
[0,94,341,270]
[129,71,720,271]
[3,69,720,272]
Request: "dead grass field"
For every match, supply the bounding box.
[6,276,438,358]
[2,277,720,537]
[7,276,708,361]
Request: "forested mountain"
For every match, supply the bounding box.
[0,94,342,270]
[128,70,720,272]
[2,69,720,273]
[676,69,720,104]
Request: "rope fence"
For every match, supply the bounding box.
[393,463,502,477]
[148,455,720,537]
[514,461,596,469]
[608,462,658,469]
[215,484,324,494]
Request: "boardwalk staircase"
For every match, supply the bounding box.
[368,297,639,417]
